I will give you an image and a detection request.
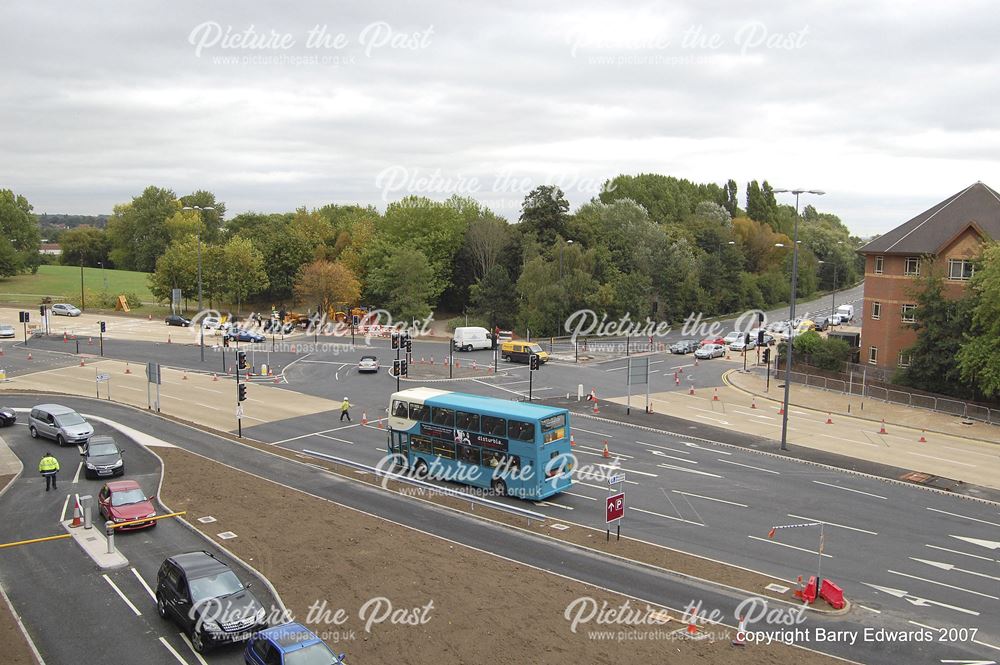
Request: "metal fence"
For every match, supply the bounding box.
[775,369,1000,425]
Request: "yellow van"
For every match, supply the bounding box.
[501,341,549,364]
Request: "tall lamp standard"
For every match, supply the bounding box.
[182,205,215,362]
[772,188,824,451]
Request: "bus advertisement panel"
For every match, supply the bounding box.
[386,388,575,500]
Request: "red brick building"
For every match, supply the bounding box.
[858,182,1000,370]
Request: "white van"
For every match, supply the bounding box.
[836,304,854,323]
[453,326,492,351]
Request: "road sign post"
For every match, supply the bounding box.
[96,372,111,400]
[146,362,161,412]
[606,491,625,542]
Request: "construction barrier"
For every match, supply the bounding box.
[819,579,846,609]
[794,576,818,603]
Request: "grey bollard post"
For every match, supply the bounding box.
[81,495,93,529]
[105,520,115,555]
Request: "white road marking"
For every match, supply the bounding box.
[179,633,210,665]
[926,544,995,562]
[673,490,747,508]
[636,440,690,455]
[158,637,191,665]
[748,535,833,557]
[595,462,656,477]
[910,558,1000,582]
[683,441,731,455]
[71,462,82,484]
[563,491,597,501]
[927,508,1000,529]
[131,567,156,601]
[649,450,698,464]
[908,452,976,467]
[102,574,142,616]
[573,426,614,438]
[694,414,730,425]
[717,458,780,474]
[951,535,1000,551]
[60,493,71,522]
[887,570,999,599]
[536,501,573,510]
[316,433,353,445]
[858,605,881,614]
[816,432,879,448]
[656,463,722,478]
[604,365,627,372]
[631,506,705,527]
[787,513,878,535]
[812,480,887,500]
[472,378,525,397]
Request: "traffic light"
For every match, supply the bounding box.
[758,311,765,325]
[744,332,750,346]
[763,347,771,364]
[18,311,29,323]
[39,305,46,316]
[100,321,106,333]
[223,336,230,348]
[391,333,400,350]
[237,351,247,370]
[404,337,412,353]
[529,354,539,371]
[392,359,401,376]
[238,383,247,402]
[400,359,408,377]
[352,314,360,326]
[757,330,765,346]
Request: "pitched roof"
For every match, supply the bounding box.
[859,182,1000,255]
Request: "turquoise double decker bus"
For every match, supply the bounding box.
[387,387,575,500]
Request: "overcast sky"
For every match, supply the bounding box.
[2,0,998,236]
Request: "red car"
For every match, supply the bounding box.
[700,336,726,347]
[98,480,157,530]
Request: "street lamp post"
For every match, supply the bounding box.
[772,189,824,451]
[182,205,215,363]
[98,261,108,292]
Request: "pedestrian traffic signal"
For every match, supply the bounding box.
[238,383,247,402]
[763,347,771,364]
[237,351,247,370]
[400,359,408,377]
[39,305,46,316]
[529,354,539,371]
[100,321,106,333]
[391,333,400,350]
[352,314,360,326]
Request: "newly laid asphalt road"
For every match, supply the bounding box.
[0,394,996,664]
[0,417,278,665]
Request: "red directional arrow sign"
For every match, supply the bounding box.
[606,492,625,524]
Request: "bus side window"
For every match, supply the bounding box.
[432,408,455,427]
[458,444,480,466]
[509,420,535,442]
[482,415,505,437]
[456,411,480,432]
[392,400,409,418]
[409,403,428,421]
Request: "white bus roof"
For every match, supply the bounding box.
[392,387,453,402]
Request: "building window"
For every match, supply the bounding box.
[874,256,884,274]
[948,259,974,281]
[868,346,878,365]
[871,302,881,320]
[901,304,916,323]
[898,351,912,368]
[904,257,921,276]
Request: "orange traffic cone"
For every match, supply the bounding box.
[570,434,576,447]
[0,347,4,356]
[455,360,460,368]
[273,376,280,384]
[751,399,757,409]
[686,620,699,636]
[602,440,610,458]
[70,500,82,528]
[689,386,695,395]
[27,352,33,360]
[879,419,887,434]
[675,374,680,386]
[182,371,188,380]
[918,430,927,443]
[79,359,85,367]
[87,337,93,345]
[212,373,218,382]
[592,400,599,414]
[778,406,784,415]
[362,412,368,425]
[732,616,747,646]
[713,388,719,401]
[826,414,833,424]
[377,418,384,429]
[124,362,131,374]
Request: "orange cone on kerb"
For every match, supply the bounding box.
[879,419,887,434]
[826,414,833,424]
[918,430,926,443]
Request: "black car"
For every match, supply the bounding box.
[81,435,124,479]
[0,407,15,426]
[165,314,191,327]
[669,339,699,354]
[156,551,267,653]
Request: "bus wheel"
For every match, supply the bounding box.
[491,478,507,497]
[413,460,429,479]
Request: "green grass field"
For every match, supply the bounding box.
[0,264,155,305]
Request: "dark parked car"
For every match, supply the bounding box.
[669,339,699,354]
[81,435,124,479]
[165,314,191,327]
[0,407,15,426]
[98,480,156,530]
[226,328,267,344]
[157,551,268,653]
[245,623,347,665]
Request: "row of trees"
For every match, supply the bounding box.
[0,189,42,277]
[896,246,1000,400]
[7,175,862,333]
